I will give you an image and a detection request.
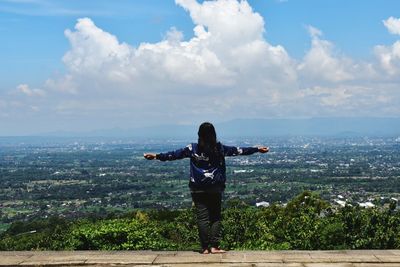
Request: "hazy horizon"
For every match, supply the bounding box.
[2,117,400,138]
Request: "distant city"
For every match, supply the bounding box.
[1,135,400,232]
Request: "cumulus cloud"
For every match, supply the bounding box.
[374,41,400,76]
[374,17,400,76]
[4,1,400,133]
[295,24,400,113]
[383,17,400,35]
[46,0,297,116]
[57,16,234,91]
[67,0,293,90]
[298,25,354,84]
[176,0,264,44]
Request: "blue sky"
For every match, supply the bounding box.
[1,0,398,88]
[1,0,400,135]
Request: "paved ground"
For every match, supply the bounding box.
[1,250,400,266]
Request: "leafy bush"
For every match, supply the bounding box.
[0,217,71,250]
[1,192,399,251]
[65,215,176,250]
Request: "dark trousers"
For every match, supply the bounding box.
[191,192,222,249]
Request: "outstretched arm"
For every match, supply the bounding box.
[223,145,269,156]
[144,145,192,161]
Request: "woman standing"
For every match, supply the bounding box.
[144,122,269,254]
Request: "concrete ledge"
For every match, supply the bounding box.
[0,250,399,266]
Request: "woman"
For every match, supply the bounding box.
[144,122,269,254]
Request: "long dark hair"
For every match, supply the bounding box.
[197,122,223,164]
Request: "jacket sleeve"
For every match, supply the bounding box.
[156,144,192,161]
[222,145,259,156]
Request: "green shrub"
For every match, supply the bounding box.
[0,217,71,250]
[1,192,400,251]
[66,217,175,250]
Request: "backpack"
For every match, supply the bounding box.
[189,142,226,187]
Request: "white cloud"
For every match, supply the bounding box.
[17,84,46,97]
[383,17,400,35]
[297,84,398,118]
[59,17,233,90]
[39,0,295,126]
[4,1,400,134]
[307,25,322,38]
[176,0,265,44]
[373,17,400,76]
[45,74,77,94]
[49,0,297,108]
[298,26,354,84]
[301,86,352,107]
[63,18,131,77]
[374,41,400,76]
[165,27,184,44]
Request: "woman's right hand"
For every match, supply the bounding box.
[144,153,157,160]
[258,147,269,153]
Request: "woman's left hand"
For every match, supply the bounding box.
[258,147,269,153]
[144,153,157,160]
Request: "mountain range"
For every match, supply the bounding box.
[37,117,400,138]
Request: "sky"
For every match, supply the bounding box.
[1,0,400,135]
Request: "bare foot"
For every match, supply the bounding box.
[202,248,210,254]
[211,247,226,254]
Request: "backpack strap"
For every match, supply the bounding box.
[191,143,198,155]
